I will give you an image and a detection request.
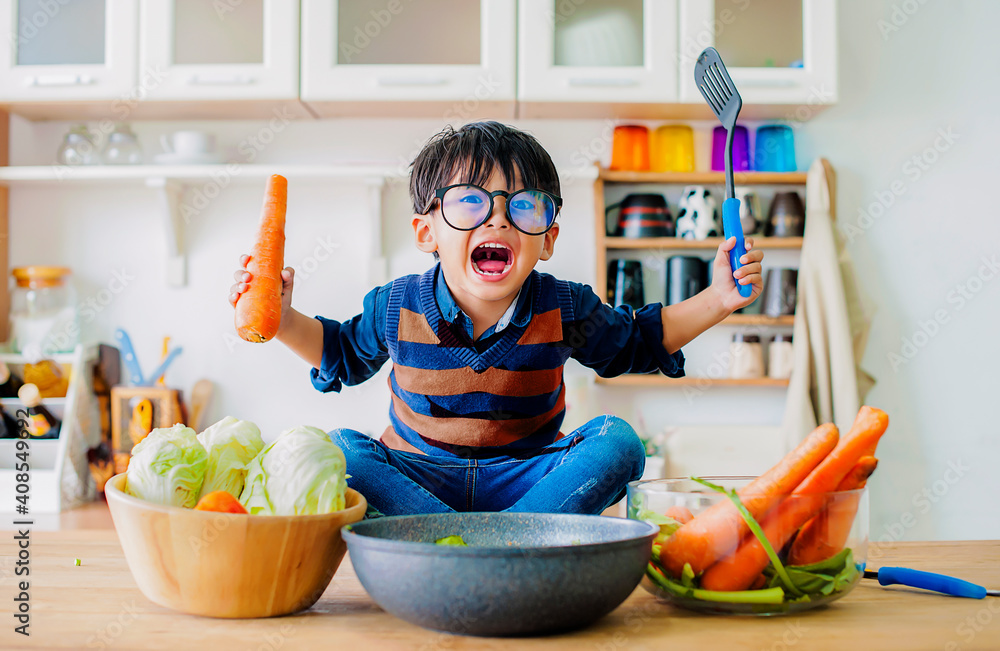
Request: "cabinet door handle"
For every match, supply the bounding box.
[25,74,95,87]
[567,77,639,87]
[375,76,449,87]
[187,73,256,86]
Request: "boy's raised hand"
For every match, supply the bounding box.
[711,237,764,313]
[229,253,295,335]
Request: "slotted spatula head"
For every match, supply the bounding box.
[694,47,752,299]
[695,47,742,131]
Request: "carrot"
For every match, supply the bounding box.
[700,407,888,591]
[194,490,248,514]
[788,456,878,565]
[659,423,839,577]
[664,506,694,524]
[235,174,287,343]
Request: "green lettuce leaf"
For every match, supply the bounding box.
[435,535,468,546]
[126,424,207,508]
[646,562,786,604]
[196,416,265,500]
[636,509,684,545]
[239,426,347,515]
[764,548,860,596]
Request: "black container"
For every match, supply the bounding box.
[607,260,644,311]
[762,268,799,316]
[767,191,806,237]
[666,256,707,305]
[606,193,674,238]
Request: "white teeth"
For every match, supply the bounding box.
[478,242,509,250]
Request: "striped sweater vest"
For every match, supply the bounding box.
[381,266,576,457]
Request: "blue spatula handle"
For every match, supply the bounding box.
[722,198,752,298]
[877,567,987,599]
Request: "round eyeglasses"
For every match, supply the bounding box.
[433,184,562,235]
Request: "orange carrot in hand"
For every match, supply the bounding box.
[235,174,287,343]
[194,490,248,514]
[659,423,839,577]
[788,456,878,566]
[700,407,888,591]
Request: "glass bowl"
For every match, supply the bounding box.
[627,477,868,616]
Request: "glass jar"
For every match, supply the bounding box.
[729,332,764,379]
[102,123,143,165]
[10,267,79,360]
[768,334,795,379]
[56,125,100,166]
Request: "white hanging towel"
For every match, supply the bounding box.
[781,159,876,448]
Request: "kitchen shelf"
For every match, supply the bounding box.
[0,343,98,512]
[598,169,808,185]
[721,315,795,327]
[596,375,791,388]
[0,163,597,186]
[591,161,834,402]
[0,164,405,185]
[0,346,76,364]
[0,397,67,408]
[604,237,803,250]
[0,163,596,288]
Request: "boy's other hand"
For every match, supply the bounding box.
[710,237,764,313]
[229,253,295,334]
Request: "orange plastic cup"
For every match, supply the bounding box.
[610,125,650,171]
[651,125,695,173]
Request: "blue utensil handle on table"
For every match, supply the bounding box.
[722,197,752,298]
[874,567,988,599]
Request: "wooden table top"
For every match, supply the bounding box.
[2,532,999,650]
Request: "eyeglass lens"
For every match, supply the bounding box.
[441,185,555,234]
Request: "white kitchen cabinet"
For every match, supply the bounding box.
[139,0,299,101]
[300,0,516,117]
[0,0,138,102]
[678,0,837,107]
[517,0,679,117]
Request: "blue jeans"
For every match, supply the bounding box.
[329,415,646,517]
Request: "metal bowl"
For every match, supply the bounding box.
[342,512,658,636]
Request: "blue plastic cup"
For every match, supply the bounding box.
[754,125,796,172]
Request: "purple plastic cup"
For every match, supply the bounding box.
[711,125,750,172]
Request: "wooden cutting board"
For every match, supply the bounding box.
[1,534,998,650]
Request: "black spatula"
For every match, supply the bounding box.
[694,47,751,298]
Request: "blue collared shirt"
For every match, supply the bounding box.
[433,265,530,343]
[311,264,685,393]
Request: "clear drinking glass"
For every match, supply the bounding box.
[56,125,100,166]
[102,124,143,165]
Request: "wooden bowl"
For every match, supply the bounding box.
[105,473,366,618]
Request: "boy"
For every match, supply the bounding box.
[229,121,763,516]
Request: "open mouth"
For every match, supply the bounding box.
[471,242,513,277]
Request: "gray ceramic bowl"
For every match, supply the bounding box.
[341,512,658,637]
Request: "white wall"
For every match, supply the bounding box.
[7,0,998,539]
[794,1,1000,542]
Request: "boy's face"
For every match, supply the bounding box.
[412,167,560,315]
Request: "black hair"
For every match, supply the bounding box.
[408,121,560,216]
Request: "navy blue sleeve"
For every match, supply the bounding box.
[565,282,685,378]
[309,283,392,393]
